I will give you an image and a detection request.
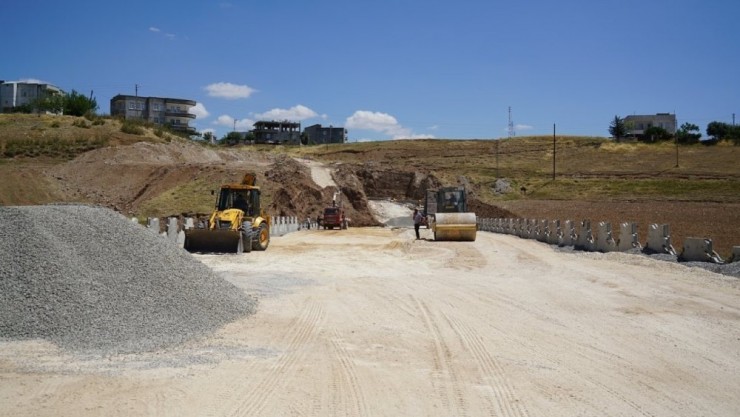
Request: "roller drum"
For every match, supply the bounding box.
[433,212,477,241]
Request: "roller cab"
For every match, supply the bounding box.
[424,186,477,242]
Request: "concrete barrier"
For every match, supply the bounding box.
[595,222,617,252]
[167,217,179,243]
[618,222,641,251]
[680,238,723,263]
[548,220,561,245]
[646,224,677,255]
[536,219,548,242]
[575,220,595,251]
[475,216,735,264]
[147,218,160,235]
[559,220,576,246]
[730,246,740,263]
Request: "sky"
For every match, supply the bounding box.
[2,0,738,141]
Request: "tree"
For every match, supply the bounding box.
[675,122,701,144]
[202,131,216,143]
[608,115,627,141]
[33,92,65,114]
[220,131,244,146]
[705,121,740,143]
[641,126,672,143]
[63,90,98,116]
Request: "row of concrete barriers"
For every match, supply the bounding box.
[135,216,303,247]
[477,218,740,264]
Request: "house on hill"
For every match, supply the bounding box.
[303,124,347,145]
[0,80,63,113]
[252,120,302,145]
[624,113,677,136]
[110,95,196,133]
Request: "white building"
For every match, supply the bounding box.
[0,80,63,113]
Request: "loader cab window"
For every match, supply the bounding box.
[217,189,251,213]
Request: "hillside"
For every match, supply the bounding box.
[1,114,739,257]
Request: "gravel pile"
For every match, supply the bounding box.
[0,204,256,354]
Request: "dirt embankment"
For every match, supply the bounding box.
[44,141,508,228]
[11,138,737,255]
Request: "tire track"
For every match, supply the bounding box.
[445,313,530,417]
[329,328,372,417]
[209,301,325,417]
[413,296,468,417]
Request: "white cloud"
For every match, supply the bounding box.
[149,27,160,32]
[204,82,256,99]
[346,110,399,131]
[190,102,209,119]
[254,104,318,121]
[515,124,534,131]
[346,110,432,140]
[214,114,255,130]
[400,133,436,140]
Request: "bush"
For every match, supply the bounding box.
[72,119,90,129]
[121,121,145,135]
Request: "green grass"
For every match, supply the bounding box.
[513,178,740,201]
[137,178,222,218]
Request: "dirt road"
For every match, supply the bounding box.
[2,227,739,416]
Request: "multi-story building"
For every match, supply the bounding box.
[110,95,196,132]
[303,124,347,144]
[624,113,677,136]
[252,120,302,145]
[0,80,63,113]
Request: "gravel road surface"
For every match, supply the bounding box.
[1,224,738,416]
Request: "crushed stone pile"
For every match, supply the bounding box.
[0,204,256,354]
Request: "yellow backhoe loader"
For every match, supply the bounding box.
[184,173,271,254]
[423,186,477,241]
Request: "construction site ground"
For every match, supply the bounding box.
[2,225,739,417]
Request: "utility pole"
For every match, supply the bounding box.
[733,113,736,126]
[552,124,556,180]
[508,107,515,138]
[135,84,139,97]
[495,140,500,178]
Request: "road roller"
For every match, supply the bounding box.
[423,186,477,241]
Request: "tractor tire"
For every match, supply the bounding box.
[252,223,270,251]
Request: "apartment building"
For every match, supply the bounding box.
[110,95,196,132]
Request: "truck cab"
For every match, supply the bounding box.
[322,205,348,229]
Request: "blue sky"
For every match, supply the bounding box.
[3,0,738,141]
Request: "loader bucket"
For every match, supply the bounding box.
[433,213,477,242]
[184,229,244,253]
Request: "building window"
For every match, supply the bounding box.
[153,103,160,111]
[128,102,135,110]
